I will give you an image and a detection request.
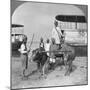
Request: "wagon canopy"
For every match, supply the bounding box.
[55,15,86,22]
[11,24,24,34]
[12,24,24,28]
[52,15,87,45]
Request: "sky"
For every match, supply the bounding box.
[12,1,87,43]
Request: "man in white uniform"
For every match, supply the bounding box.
[52,27,62,44]
[45,39,50,56]
[52,21,63,48]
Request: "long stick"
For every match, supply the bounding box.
[28,34,34,53]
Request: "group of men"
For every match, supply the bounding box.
[18,20,65,77]
[39,21,65,63]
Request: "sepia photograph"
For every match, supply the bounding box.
[11,0,88,89]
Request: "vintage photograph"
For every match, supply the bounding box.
[11,0,88,89]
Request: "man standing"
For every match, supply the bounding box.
[52,21,64,49]
[39,37,44,50]
[45,39,50,56]
[18,37,28,77]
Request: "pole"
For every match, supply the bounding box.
[28,34,34,53]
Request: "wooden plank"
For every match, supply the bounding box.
[41,50,71,53]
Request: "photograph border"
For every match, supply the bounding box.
[10,0,88,89]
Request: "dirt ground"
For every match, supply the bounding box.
[11,56,88,89]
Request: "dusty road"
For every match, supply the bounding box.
[11,56,88,89]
